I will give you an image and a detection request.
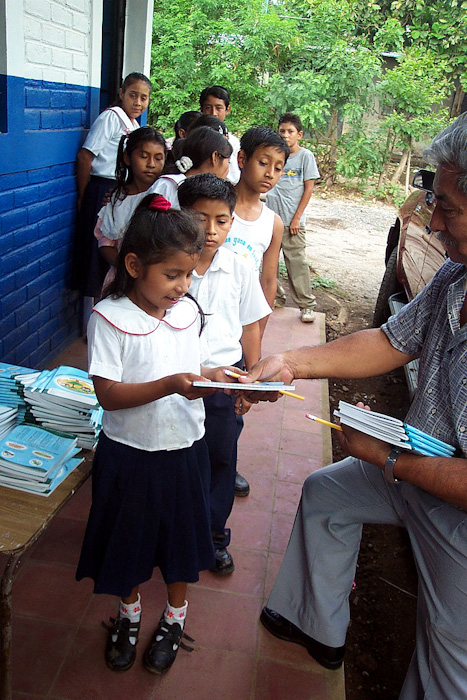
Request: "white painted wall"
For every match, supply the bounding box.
[11,0,103,86]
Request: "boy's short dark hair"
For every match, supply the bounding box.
[178,173,237,214]
[278,112,303,133]
[240,126,290,161]
[199,85,230,109]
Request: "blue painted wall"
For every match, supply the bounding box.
[0,75,100,368]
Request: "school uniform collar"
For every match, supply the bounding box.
[193,247,236,278]
[92,295,199,335]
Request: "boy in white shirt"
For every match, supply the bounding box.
[178,174,271,574]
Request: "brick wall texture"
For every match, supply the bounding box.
[0,164,81,367]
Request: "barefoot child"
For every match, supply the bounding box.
[76,195,231,675]
[178,174,271,574]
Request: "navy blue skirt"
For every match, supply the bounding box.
[76,432,214,597]
[71,176,113,298]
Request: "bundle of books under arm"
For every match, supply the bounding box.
[334,401,456,457]
[23,366,102,450]
[0,423,84,496]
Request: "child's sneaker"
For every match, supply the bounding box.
[143,616,194,674]
[103,615,140,672]
[300,308,315,323]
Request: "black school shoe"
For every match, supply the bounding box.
[260,607,345,670]
[143,616,194,674]
[210,547,235,574]
[103,616,141,672]
[234,471,250,496]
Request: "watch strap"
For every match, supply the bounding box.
[384,447,402,483]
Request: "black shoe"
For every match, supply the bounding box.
[260,607,345,670]
[210,547,235,575]
[143,617,194,674]
[103,616,140,672]
[235,472,250,497]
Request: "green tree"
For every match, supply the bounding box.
[377,47,451,186]
[149,0,296,132]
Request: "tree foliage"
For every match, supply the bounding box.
[149,0,459,187]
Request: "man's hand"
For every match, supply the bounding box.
[336,424,390,469]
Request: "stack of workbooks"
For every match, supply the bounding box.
[0,362,42,424]
[334,401,456,457]
[23,366,102,450]
[0,406,18,440]
[0,423,84,496]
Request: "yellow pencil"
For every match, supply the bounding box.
[305,413,343,431]
[223,369,305,401]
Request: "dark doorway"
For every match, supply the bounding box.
[100,0,126,112]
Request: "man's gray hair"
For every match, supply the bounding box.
[424,113,467,193]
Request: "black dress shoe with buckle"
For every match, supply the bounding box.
[234,471,250,496]
[143,617,194,674]
[210,547,235,574]
[260,607,345,670]
[103,615,140,672]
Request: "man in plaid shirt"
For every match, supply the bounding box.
[245,114,467,700]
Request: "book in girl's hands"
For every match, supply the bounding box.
[192,381,295,391]
[333,401,456,457]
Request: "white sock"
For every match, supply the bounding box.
[163,600,188,630]
[116,594,141,644]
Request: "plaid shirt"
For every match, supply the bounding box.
[382,260,467,456]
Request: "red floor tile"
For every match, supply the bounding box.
[152,649,256,700]
[277,452,323,483]
[49,625,156,700]
[12,617,76,695]
[269,512,295,555]
[273,479,303,516]
[231,474,275,513]
[56,475,92,521]
[198,546,267,597]
[254,659,329,700]
[237,445,278,478]
[228,508,273,550]
[185,587,262,655]
[28,516,87,566]
[13,559,93,624]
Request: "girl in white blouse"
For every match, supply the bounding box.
[76,195,228,675]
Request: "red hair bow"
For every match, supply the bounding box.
[149,195,171,211]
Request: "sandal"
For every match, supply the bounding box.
[143,616,194,674]
[103,615,141,672]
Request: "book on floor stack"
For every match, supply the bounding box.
[0,362,42,426]
[23,366,102,450]
[0,423,84,496]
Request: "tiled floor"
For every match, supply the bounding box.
[4,307,345,700]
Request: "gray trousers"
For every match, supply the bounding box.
[277,226,316,310]
[268,457,467,700]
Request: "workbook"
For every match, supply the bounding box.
[0,424,79,482]
[333,401,456,457]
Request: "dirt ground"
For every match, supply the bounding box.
[280,190,418,700]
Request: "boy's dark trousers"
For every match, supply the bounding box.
[203,392,238,550]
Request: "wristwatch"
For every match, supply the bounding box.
[384,447,402,483]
